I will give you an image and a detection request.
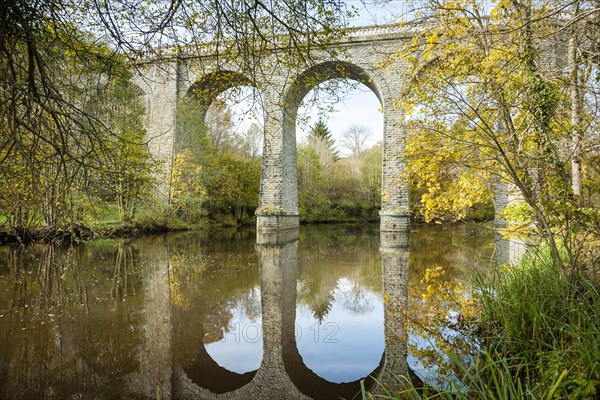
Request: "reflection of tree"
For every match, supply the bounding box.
[203,308,234,343]
[300,280,337,322]
[406,266,480,386]
[405,224,495,385]
[239,288,261,321]
[296,225,382,319]
[112,242,140,300]
[0,239,149,399]
[201,290,261,344]
[409,223,495,291]
[340,280,375,315]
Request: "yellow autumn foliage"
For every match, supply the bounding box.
[404,121,494,222]
[406,265,480,380]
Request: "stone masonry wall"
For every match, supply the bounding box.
[133,62,180,199]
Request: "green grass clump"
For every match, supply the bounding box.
[476,249,600,398]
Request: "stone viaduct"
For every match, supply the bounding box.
[132,25,414,236]
[123,25,537,398]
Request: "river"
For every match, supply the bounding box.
[0,223,504,400]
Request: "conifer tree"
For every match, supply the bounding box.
[308,119,339,160]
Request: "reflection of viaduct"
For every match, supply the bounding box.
[130,230,417,400]
[133,25,413,236]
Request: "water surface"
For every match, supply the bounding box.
[0,223,496,399]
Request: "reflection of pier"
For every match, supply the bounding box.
[495,234,528,266]
[127,240,173,399]
[373,232,412,396]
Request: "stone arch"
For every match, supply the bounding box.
[130,72,151,97]
[276,59,409,236]
[281,60,385,131]
[187,70,254,111]
[257,61,386,229]
[177,70,260,152]
[129,82,147,97]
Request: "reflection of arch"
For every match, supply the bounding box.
[495,234,527,266]
[169,233,264,396]
[170,229,419,398]
[283,342,384,400]
[184,343,258,394]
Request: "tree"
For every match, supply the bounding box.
[404,121,493,222]
[95,74,155,223]
[566,0,600,200]
[359,145,382,210]
[203,152,260,225]
[297,143,330,216]
[170,149,207,222]
[396,0,600,269]
[205,99,235,152]
[0,0,352,233]
[342,124,372,157]
[308,119,339,162]
[309,119,334,141]
[239,123,263,158]
[1,1,351,169]
[175,97,211,159]
[0,31,153,233]
[174,96,264,224]
[1,5,126,178]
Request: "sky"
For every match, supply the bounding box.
[223,82,383,157]
[296,83,383,156]
[218,1,408,157]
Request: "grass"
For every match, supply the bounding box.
[363,247,600,399]
[91,204,204,238]
[476,249,600,398]
[0,202,207,244]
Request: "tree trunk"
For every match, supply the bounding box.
[569,4,583,199]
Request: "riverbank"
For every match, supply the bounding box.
[0,208,496,246]
[0,218,198,245]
